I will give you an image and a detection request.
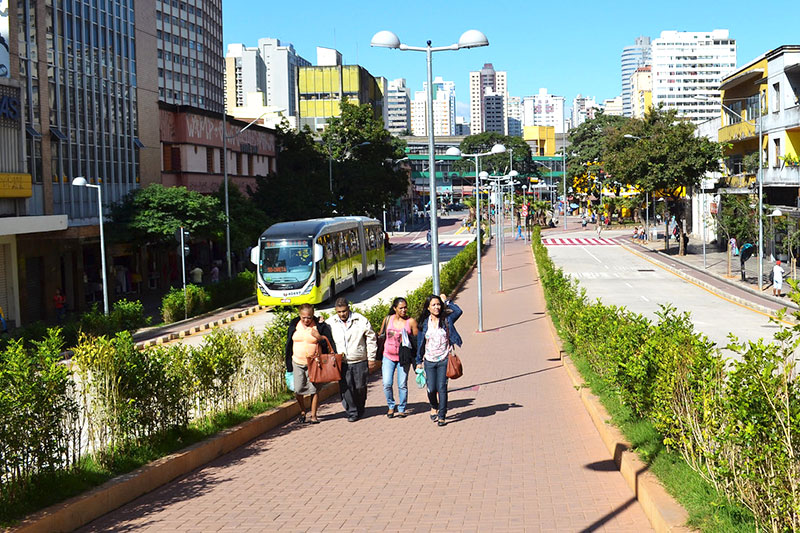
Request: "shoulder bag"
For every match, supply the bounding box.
[399,323,415,367]
[306,336,344,383]
[444,321,463,379]
[376,317,388,359]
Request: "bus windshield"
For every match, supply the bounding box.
[259,239,314,288]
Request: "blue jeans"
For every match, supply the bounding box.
[424,357,449,420]
[382,357,409,412]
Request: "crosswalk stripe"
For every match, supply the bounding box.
[542,237,619,246]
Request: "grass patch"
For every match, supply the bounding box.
[0,391,293,527]
[566,343,754,532]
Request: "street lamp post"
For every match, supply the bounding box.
[327,140,371,195]
[372,29,489,294]
[72,177,109,315]
[222,111,271,279]
[448,144,506,332]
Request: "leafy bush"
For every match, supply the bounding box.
[207,270,256,309]
[531,226,799,531]
[161,284,211,324]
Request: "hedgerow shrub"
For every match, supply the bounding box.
[161,284,211,323]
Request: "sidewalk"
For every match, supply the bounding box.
[78,238,652,532]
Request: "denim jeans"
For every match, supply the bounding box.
[424,357,449,420]
[382,357,409,412]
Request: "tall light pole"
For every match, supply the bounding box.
[72,177,109,315]
[449,144,505,332]
[372,29,489,294]
[561,106,568,230]
[222,111,271,279]
[695,94,763,288]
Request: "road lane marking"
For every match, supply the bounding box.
[581,247,603,264]
[625,282,633,288]
[641,295,650,302]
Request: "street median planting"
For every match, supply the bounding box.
[531,226,799,532]
[0,239,479,526]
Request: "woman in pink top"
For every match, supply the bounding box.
[379,297,419,418]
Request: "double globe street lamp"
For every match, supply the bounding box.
[447,143,506,332]
[371,29,489,294]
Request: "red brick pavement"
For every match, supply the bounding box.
[78,237,653,532]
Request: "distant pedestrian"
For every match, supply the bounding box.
[53,288,67,322]
[189,265,203,284]
[329,298,378,422]
[0,304,8,333]
[426,230,432,247]
[210,263,220,283]
[416,294,463,426]
[596,223,602,237]
[395,219,401,233]
[379,297,419,418]
[773,260,786,297]
[515,224,523,240]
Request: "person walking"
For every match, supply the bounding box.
[329,297,378,422]
[379,297,419,418]
[53,288,67,322]
[773,260,786,297]
[189,265,203,284]
[416,294,463,426]
[285,304,333,424]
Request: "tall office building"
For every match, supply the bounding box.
[386,78,411,134]
[455,117,471,136]
[630,66,653,118]
[571,95,598,127]
[522,88,566,133]
[225,44,265,107]
[257,38,311,121]
[652,30,737,123]
[506,96,523,137]
[410,77,456,136]
[2,0,161,326]
[469,63,508,134]
[621,36,651,117]
[156,0,225,112]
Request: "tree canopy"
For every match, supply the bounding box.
[565,111,631,181]
[110,184,225,245]
[455,132,532,175]
[214,182,270,252]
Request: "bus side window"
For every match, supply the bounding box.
[351,230,358,255]
[338,232,346,258]
[368,229,375,249]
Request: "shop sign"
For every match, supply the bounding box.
[0,173,33,198]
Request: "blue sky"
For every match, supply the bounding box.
[223,0,798,117]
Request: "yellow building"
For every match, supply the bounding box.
[523,126,556,156]
[298,65,384,131]
[630,66,652,119]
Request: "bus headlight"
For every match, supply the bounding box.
[301,282,314,295]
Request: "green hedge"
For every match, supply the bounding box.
[0,237,479,524]
[160,271,256,325]
[531,226,799,532]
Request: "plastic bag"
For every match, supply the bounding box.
[285,371,295,392]
[415,368,426,389]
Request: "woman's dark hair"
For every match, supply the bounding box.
[418,294,446,329]
[388,297,407,315]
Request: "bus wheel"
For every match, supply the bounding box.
[352,270,358,288]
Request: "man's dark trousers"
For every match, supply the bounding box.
[340,360,369,417]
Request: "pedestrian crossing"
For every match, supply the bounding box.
[542,237,619,246]
[395,240,473,250]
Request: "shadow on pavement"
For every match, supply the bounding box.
[579,497,639,533]
[584,459,619,472]
[449,402,523,422]
[481,315,546,332]
[450,366,561,392]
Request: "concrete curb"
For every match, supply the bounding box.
[135,303,267,348]
[532,244,694,533]
[619,241,796,320]
[11,382,341,533]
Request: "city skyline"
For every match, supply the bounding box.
[222,0,797,120]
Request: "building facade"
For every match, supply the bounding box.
[385,78,410,134]
[469,63,507,134]
[522,88,565,134]
[652,30,737,124]
[156,0,224,113]
[454,116,470,136]
[410,76,456,137]
[258,37,311,124]
[601,96,624,116]
[571,94,598,128]
[630,66,653,118]
[621,36,651,117]
[506,96,523,137]
[523,126,556,156]
[225,43,265,108]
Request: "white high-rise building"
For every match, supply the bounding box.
[410,77,457,136]
[257,38,311,123]
[572,95,599,127]
[506,96,523,137]
[522,88,566,133]
[225,44,266,107]
[386,79,411,134]
[652,30,737,123]
[621,36,652,117]
[469,63,508,134]
[601,96,624,116]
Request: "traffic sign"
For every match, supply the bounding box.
[522,206,528,216]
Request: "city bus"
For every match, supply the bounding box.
[250,217,385,306]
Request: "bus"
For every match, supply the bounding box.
[250,216,385,306]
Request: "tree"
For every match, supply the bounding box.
[715,194,757,247]
[320,100,407,217]
[250,120,332,222]
[214,182,270,253]
[604,106,723,254]
[565,112,631,184]
[110,184,225,246]
[455,132,531,175]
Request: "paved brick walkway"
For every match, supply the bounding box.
[79,237,653,532]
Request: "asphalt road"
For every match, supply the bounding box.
[545,229,785,358]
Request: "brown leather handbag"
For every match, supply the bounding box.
[306,336,344,383]
[446,347,463,379]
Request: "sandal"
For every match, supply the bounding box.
[430,409,438,421]
[437,418,447,427]
[298,414,306,424]
[387,410,395,418]
[308,417,320,424]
